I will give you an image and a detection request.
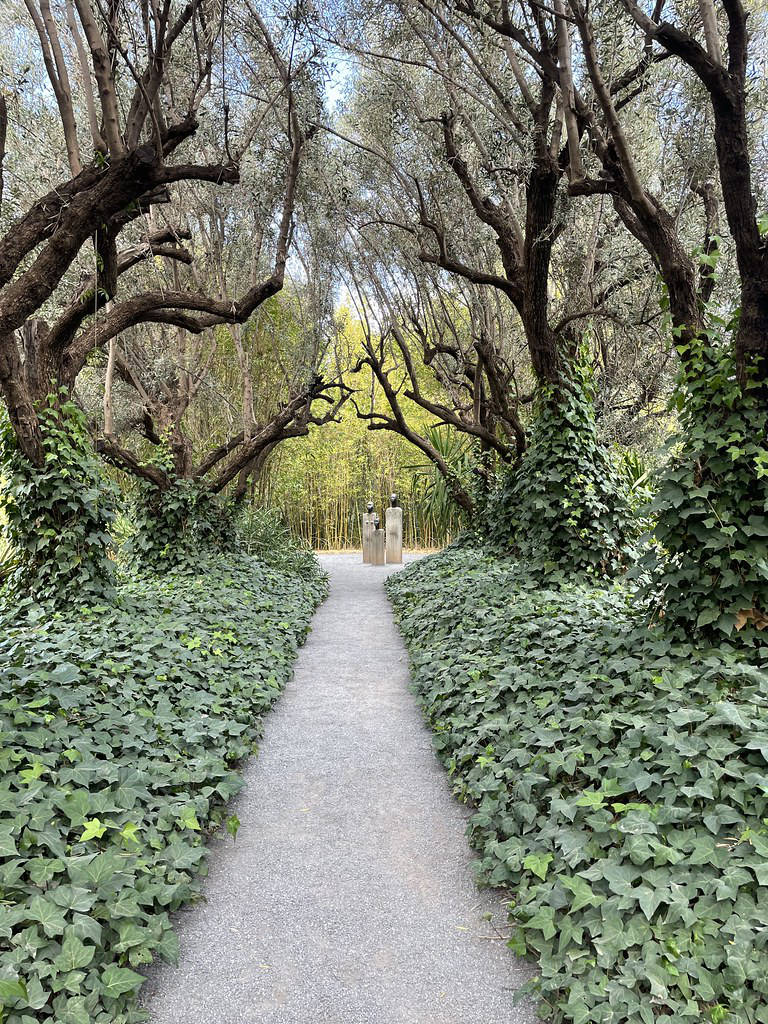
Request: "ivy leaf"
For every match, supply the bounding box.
[176,806,201,831]
[155,928,180,966]
[0,827,18,858]
[636,885,663,921]
[107,892,140,919]
[119,821,140,844]
[51,664,80,685]
[99,965,145,999]
[79,818,107,842]
[27,858,64,885]
[53,934,95,972]
[575,789,604,809]
[558,874,603,912]
[19,760,46,784]
[57,996,91,1024]
[50,886,97,913]
[593,914,625,961]
[69,913,102,945]
[27,895,67,937]
[0,978,28,1005]
[524,852,553,881]
[522,905,556,941]
[646,962,670,999]
[114,920,147,953]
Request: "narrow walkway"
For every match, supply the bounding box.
[142,553,534,1023]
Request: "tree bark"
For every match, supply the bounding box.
[710,85,768,370]
[523,160,563,385]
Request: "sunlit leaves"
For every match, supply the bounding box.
[78,819,106,842]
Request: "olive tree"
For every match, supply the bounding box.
[0,0,321,593]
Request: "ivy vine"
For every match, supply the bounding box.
[0,398,117,605]
[483,361,633,577]
[638,337,768,640]
[127,479,237,573]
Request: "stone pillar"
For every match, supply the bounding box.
[370,529,386,565]
[362,513,374,563]
[385,505,403,564]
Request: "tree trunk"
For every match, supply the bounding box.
[0,335,43,464]
[523,161,562,386]
[710,86,768,374]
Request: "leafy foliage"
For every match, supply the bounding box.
[404,425,472,540]
[126,479,237,572]
[639,340,768,639]
[484,366,633,576]
[236,505,325,579]
[616,450,656,522]
[388,548,768,1024]
[0,399,117,604]
[0,552,326,1023]
[0,532,21,585]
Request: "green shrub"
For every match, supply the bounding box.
[236,505,322,580]
[0,551,326,1023]
[126,480,238,572]
[388,548,768,1024]
[405,425,473,538]
[0,532,21,585]
[616,449,656,519]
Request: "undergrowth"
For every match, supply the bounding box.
[235,505,320,579]
[387,548,768,1024]
[126,480,238,572]
[0,552,327,1023]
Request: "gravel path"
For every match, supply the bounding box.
[142,553,535,1023]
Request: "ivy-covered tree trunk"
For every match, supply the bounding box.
[485,361,632,576]
[127,478,237,572]
[0,398,117,603]
[487,163,632,573]
[641,341,768,639]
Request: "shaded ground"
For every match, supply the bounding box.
[142,553,535,1023]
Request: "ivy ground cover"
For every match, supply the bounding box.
[386,549,768,1024]
[0,553,326,1023]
